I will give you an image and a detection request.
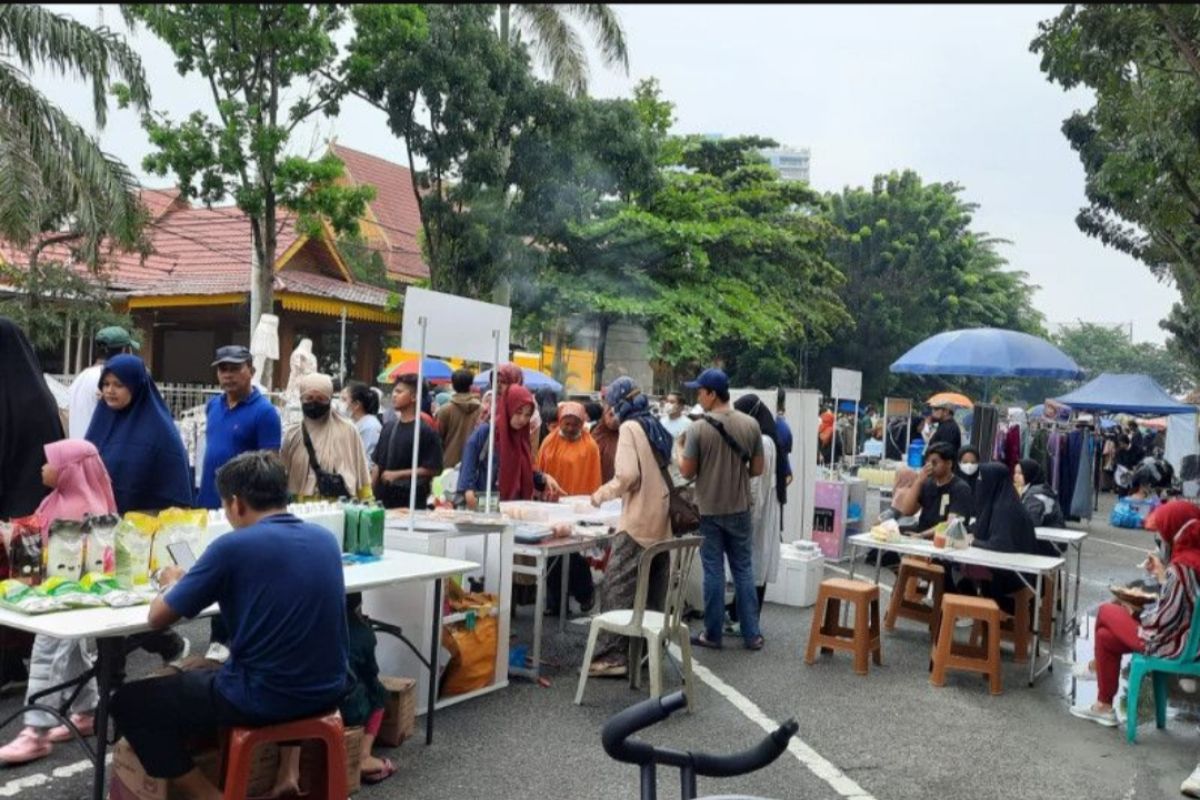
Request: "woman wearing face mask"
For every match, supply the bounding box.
[281,373,373,500]
[342,381,383,468]
[1070,501,1200,728]
[955,446,981,493]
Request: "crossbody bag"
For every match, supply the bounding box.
[301,423,351,499]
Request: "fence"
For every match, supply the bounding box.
[159,383,290,419]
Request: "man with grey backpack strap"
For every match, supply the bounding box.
[679,369,766,651]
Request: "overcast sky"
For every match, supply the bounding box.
[42,4,1180,343]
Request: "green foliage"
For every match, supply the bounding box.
[336,233,391,290]
[122,4,385,317]
[1031,5,1200,372]
[0,5,150,266]
[810,170,1045,402]
[1054,322,1196,395]
[499,4,629,97]
[0,260,134,351]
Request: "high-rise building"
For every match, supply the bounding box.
[759,145,811,183]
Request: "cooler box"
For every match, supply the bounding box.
[764,541,824,607]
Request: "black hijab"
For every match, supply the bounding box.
[0,317,64,519]
[972,462,1038,554]
[735,394,787,506]
[1018,458,1045,488]
[955,445,981,493]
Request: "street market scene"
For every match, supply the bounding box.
[4,4,1200,799]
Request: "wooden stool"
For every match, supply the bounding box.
[931,594,1002,695]
[987,588,1034,664]
[885,557,945,635]
[805,578,882,675]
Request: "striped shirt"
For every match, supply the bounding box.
[1141,563,1200,659]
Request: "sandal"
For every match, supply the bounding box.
[587,660,628,678]
[361,757,398,785]
[690,632,722,650]
[744,635,765,651]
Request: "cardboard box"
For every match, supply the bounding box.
[377,676,416,747]
[299,725,363,795]
[109,739,221,800]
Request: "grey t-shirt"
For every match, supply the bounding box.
[683,409,764,516]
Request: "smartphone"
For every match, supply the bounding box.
[167,541,196,570]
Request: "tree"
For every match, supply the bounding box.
[0,5,150,267]
[1053,322,1196,395]
[810,170,1044,403]
[0,260,135,352]
[1031,5,1200,372]
[497,4,628,96]
[121,4,386,332]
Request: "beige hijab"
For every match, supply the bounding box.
[281,377,371,498]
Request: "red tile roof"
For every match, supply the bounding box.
[330,143,428,281]
[140,188,189,221]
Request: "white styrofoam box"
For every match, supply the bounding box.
[200,502,344,553]
[764,543,824,607]
[498,501,575,523]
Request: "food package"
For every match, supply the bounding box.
[944,517,970,550]
[869,519,901,543]
[46,520,85,581]
[9,515,43,586]
[359,505,384,557]
[342,502,362,555]
[39,577,104,608]
[0,579,64,614]
[84,514,119,575]
[153,508,207,571]
[114,519,153,588]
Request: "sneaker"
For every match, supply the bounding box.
[205,642,231,664]
[1070,661,1097,682]
[1182,763,1200,797]
[167,634,191,666]
[47,713,94,743]
[1069,704,1118,728]
[0,728,51,765]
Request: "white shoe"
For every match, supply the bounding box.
[1181,763,1200,797]
[1070,661,1096,681]
[204,642,230,663]
[955,617,975,630]
[1069,704,1118,727]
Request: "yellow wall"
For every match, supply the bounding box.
[380,344,597,392]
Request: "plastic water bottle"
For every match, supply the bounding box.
[906,439,926,469]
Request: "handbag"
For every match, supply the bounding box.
[301,423,352,499]
[651,448,700,536]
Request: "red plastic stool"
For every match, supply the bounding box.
[222,711,346,800]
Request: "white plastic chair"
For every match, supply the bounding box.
[575,536,701,708]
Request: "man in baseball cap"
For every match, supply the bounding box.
[66,326,139,437]
[210,345,253,367]
[684,367,729,395]
[927,399,962,454]
[96,325,139,351]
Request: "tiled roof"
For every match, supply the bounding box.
[140,188,189,221]
[277,269,392,307]
[330,143,428,281]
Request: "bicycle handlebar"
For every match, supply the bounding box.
[601,691,798,777]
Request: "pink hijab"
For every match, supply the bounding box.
[34,440,118,535]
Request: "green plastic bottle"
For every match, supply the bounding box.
[342,501,361,555]
[364,504,385,557]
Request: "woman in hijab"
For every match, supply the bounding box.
[0,317,64,519]
[963,462,1040,613]
[495,363,543,451]
[955,446,981,496]
[1070,501,1200,727]
[85,354,191,512]
[457,384,563,507]
[732,394,784,621]
[281,373,373,500]
[585,377,673,678]
[592,404,621,483]
[1014,458,1065,530]
[0,440,118,765]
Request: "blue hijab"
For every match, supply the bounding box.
[606,377,674,464]
[85,355,193,513]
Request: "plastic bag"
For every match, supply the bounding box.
[869,519,901,543]
[46,520,85,581]
[115,519,153,588]
[84,514,119,575]
[359,504,384,557]
[342,502,362,555]
[1110,499,1144,529]
[9,516,43,586]
[153,508,207,571]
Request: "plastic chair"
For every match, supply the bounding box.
[805,578,882,675]
[576,537,701,709]
[222,711,346,800]
[1126,600,1200,743]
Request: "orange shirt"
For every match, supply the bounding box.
[537,429,603,496]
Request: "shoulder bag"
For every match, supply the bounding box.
[301,422,351,499]
[645,431,700,536]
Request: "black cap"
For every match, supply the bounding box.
[211,345,253,366]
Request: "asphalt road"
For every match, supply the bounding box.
[1,493,1197,800]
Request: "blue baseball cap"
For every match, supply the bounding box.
[684,368,728,393]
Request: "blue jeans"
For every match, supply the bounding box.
[699,511,761,643]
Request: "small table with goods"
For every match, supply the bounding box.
[0,551,477,800]
[845,532,1064,686]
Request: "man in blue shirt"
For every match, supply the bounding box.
[196,346,282,509]
[112,452,348,800]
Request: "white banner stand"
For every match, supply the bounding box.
[400,289,511,531]
[829,368,862,468]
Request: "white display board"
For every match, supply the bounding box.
[401,287,511,363]
[1166,412,1199,474]
[830,368,862,403]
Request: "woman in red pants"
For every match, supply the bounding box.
[1070,500,1200,727]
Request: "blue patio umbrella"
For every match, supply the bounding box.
[473,367,563,393]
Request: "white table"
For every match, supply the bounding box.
[510,529,615,681]
[846,533,1064,686]
[0,550,477,800]
[1036,526,1088,636]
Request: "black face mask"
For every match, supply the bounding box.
[302,401,331,420]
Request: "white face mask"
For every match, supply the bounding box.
[959,463,979,476]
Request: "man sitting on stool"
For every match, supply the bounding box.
[111,452,349,800]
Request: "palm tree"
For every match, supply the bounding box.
[497,4,629,96]
[0,5,151,267]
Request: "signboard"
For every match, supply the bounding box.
[830,368,862,402]
[401,287,511,364]
[884,397,913,419]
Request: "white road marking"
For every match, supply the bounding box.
[1087,536,1150,554]
[0,755,109,797]
[673,645,879,800]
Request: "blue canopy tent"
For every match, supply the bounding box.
[1053,373,1196,416]
[891,328,1084,401]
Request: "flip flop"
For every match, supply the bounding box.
[744,635,765,651]
[690,632,722,650]
[361,757,398,785]
[588,661,628,678]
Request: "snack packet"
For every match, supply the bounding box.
[359,504,384,557]
[39,578,104,608]
[46,520,85,581]
[114,519,153,588]
[153,508,207,571]
[342,502,362,555]
[9,516,43,586]
[84,514,119,575]
[0,578,64,614]
[81,572,147,608]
